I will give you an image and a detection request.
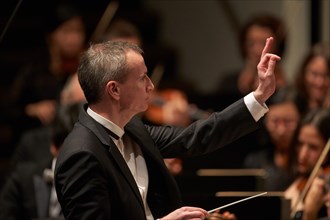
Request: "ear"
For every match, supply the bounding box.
[106,81,120,100]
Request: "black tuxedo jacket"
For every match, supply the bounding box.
[10,126,52,171]
[0,161,64,220]
[55,99,260,220]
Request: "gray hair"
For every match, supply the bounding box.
[77,40,143,104]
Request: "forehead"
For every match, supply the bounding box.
[123,50,147,80]
[126,50,145,67]
[267,102,299,117]
[56,17,84,31]
[299,125,325,145]
[306,56,329,71]
[247,25,273,39]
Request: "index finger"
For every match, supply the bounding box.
[261,37,274,58]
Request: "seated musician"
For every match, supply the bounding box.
[284,108,330,220]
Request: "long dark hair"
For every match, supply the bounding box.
[294,43,330,115]
[292,108,330,175]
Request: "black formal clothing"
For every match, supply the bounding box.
[0,161,63,220]
[244,149,294,191]
[243,129,295,191]
[10,126,52,171]
[55,99,261,220]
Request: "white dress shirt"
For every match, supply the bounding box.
[49,158,62,217]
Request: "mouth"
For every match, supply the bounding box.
[297,161,307,169]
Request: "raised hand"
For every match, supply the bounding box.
[253,37,281,104]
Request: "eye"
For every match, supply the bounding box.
[141,74,148,81]
[309,144,320,152]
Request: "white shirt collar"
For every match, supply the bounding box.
[87,107,124,139]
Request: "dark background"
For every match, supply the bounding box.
[0,0,324,158]
[0,0,149,189]
[0,0,146,157]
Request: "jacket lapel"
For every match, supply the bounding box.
[108,139,144,206]
[125,117,165,165]
[125,117,183,216]
[78,107,144,208]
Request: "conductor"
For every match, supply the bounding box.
[55,37,280,219]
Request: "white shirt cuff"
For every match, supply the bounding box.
[244,92,269,122]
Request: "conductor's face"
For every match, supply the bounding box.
[119,50,155,115]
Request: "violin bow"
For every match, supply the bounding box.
[0,0,23,44]
[90,0,119,43]
[150,63,165,89]
[290,138,330,218]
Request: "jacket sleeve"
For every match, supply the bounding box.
[146,98,261,158]
[0,163,38,220]
[55,151,111,220]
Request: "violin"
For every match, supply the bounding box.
[288,139,330,218]
[144,89,210,126]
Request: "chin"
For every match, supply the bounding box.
[301,169,313,177]
[297,166,308,175]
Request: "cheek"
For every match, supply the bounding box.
[123,90,145,108]
[298,146,310,161]
[63,35,84,52]
[123,92,136,105]
[305,74,315,88]
[309,150,322,165]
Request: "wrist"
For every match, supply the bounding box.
[253,91,265,105]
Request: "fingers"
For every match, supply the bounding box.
[261,37,273,58]
[163,206,208,220]
[257,53,281,74]
[253,37,281,104]
[181,206,208,217]
[259,37,281,73]
[221,211,237,220]
[261,37,281,62]
[183,206,208,219]
[267,55,281,74]
[206,210,237,220]
[260,53,281,64]
[183,210,208,219]
[305,177,326,211]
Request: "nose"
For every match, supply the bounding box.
[276,123,287,136]
[312,71,329,88]
[298,145,309,161]
[314,75,325,88]
[146,76,155,92]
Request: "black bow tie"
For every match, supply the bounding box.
[105,127,120,140]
